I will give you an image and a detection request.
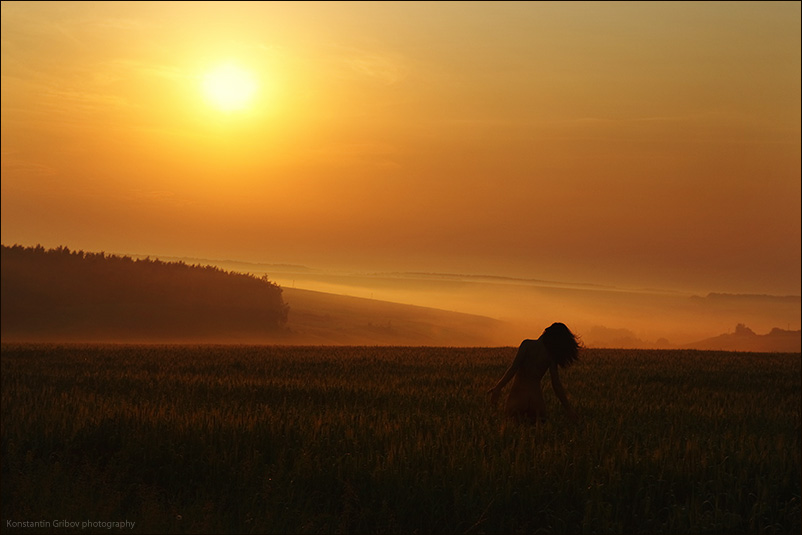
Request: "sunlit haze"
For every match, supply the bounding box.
[202,62,258,112]
[2,1,800,343]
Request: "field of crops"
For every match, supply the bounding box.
[2,344,800,534]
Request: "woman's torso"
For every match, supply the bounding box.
[506,338,551,417]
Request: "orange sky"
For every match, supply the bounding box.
[2,1,800,296]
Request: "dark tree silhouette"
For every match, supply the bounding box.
[1,244,289,342]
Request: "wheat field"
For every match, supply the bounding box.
[2,344,800,533]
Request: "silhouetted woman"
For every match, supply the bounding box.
[488,323,580,423]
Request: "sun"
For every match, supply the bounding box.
[201,63,258,112]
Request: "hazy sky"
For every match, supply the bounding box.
[2,1,800,295]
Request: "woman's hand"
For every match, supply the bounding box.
[486,386,501,406]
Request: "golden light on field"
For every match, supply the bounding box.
[201,63,258,112]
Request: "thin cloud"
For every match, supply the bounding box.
[344,53,407,85]
[38,87,131,113]
[0,157,57,179]
[306,141,401,169]
[325,43,408,85]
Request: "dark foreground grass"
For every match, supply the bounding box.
[1,344,800,534]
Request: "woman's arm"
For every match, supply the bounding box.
[487,344,524,404]
[549,363,578,421]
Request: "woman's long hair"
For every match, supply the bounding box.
[540,322,581,368]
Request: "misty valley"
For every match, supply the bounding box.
[1,244,799,352]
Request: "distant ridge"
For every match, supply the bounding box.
[365,271,619,290]
[691,293,801,303]
[686,324,801,353]
[106,252,800,301]
[127,253,313,273]
[0,244,511,346]
[278,287,510,346]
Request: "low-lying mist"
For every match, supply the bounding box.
[260,269,800,348]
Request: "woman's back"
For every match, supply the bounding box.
[513,339,550,382]
[506,339,551,419]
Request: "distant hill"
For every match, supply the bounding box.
[1,244,510,346]
[6,244,796,349]
[277,287,511,346]
[1,244,288,342]
[686,324,801,353]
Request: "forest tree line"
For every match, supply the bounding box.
[1,244,289,342]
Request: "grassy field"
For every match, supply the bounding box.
[1,344,800,534]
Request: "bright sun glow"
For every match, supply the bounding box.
[201,63,258,112]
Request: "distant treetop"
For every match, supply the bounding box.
[1,244,289,342]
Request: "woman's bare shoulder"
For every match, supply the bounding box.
[520,338,543,349]
[519,338,550,369]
